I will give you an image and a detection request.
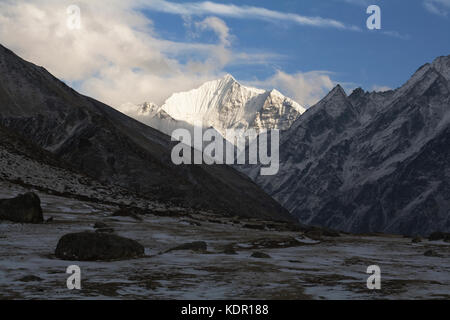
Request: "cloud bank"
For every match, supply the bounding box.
[138,0,360,31]
[0,0,338,108]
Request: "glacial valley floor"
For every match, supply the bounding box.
[0,181,449,300]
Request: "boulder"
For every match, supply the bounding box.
[17,275,43,282]
[249,237,304,249]
[93,221,109,229]
[411,237,422,243]
[112,207,143,221]
[242,224,266,230]
[428,232,450,241]
[424,250,443,258]
[251,252,271,259]
[305,230,322,241]
[55,232,145,261]
[0,193,43,223]
[223,243,237,255]
[322,228,341,237]
[166,241,207,253]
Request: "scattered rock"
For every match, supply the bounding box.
[93,221,109,229]
[322,229,341,237]
[17,275,43,282]
[249,237,305,249]
[223,243,237,255]
[208,219,223,224]
[0,192,43,223]
[424,250,443,258]
[181,219,201,227]
[55,232,145,261]
[242,224,265,230]
[428,232,450,241]
[411,237,422,243]
[251,252,271,259]
[112,208,143,221]
[305,230,322,241]
[166,241,207,253]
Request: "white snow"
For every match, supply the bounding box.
[120,74,305,147]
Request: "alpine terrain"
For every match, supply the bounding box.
[240,55,450,236]
[0,44,448,301]
[0,43,293,222]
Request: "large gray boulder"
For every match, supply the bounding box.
[0,192,43,223]
[55,232,145,261]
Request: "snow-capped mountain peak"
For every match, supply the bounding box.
[121,74,306,146]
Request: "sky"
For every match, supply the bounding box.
[0,0,449,108]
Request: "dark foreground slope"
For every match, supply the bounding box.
[241,56,450,235]
[0,44,293,222]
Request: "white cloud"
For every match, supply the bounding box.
[0,0,248,106]
[424,0,450,16]
[139,0,361,31]
[371,85,392,92]
[382,30,411,40]
[194,16,232,47]
[0,0,341,109]
[246,70,336,107]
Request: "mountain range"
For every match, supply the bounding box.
[239,56,450,235]
[0,43,293,223]
[1,41,449,235]
[121,74,305,148]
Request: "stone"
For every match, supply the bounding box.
[251,252,271,259]
[55,232,145,261]
[0,193,43,223]
[166,241,207,253]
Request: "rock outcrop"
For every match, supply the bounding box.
[0,192,43,223]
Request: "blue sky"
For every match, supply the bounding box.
[0,0,449,107]
[145,0,450,92]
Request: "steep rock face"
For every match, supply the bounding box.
[0,44,293,222]
[124,75,305,146]
[240,56,450,235]
[253,89,303,131]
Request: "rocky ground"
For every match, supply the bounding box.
[0,180,448,300]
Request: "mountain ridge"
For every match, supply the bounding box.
[238,55,450,235]
[0,43,294,222]
[122,74,305,148]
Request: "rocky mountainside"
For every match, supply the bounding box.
[123,74,305,147]
[0,123,156,208]
[240,56,450,235]
[0,44,293,222]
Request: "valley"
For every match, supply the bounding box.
[1,181,448,300]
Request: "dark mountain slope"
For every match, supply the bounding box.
[0,44,293,222]
[240,56,450,235]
